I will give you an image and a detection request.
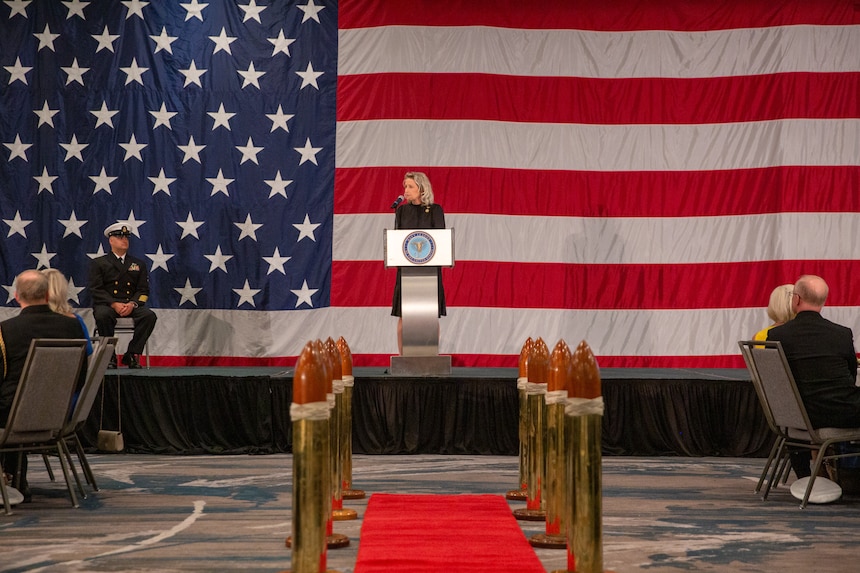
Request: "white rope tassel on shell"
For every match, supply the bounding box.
[290,401,330,421]
[545,389,568,405]
[565,396,605,417]
[526,381,546,395]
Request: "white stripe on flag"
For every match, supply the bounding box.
[336,119,860,171]
[334,212,860,264]
[339,25,860,77]
[14,305,845,359]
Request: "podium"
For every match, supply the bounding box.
[384,228,454,376]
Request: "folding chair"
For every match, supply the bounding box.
[739,340,860,508]
[95,317,150,368]
[0,339,88,515]
[43,337,118,497]
[738,340,795,496]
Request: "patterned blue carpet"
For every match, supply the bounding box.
[1,454,857,572]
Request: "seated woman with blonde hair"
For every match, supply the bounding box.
[753,283,796,341]
[42,268,93,356]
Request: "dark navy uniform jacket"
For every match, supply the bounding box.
[88,252,151,307]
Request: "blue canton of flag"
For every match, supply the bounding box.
[0,0,335,312]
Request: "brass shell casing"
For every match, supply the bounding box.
[526,389,547,512]
[292,416,330,573]
[544,399,567,535]
[570,414,603,573]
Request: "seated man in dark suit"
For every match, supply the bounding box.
[767,274,860,478]
[0,270,89,502]
[88,222,157,369]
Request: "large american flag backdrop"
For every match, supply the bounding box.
[2,0,859,368]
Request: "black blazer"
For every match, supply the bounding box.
[767,311,860,428]
[394,202,445,230]
[0,305,88,419]
[391,203,447,317]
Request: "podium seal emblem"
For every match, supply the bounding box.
[403,231,436,264]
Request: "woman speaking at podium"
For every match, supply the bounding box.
[391,171,446,354]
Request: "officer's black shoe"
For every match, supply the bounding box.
[108,354,118,369]
[122,354,142,369]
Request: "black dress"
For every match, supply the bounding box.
[391,202,447,317]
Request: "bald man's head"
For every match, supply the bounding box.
[794,275,828,310]
[14,270,49,307]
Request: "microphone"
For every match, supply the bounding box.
[390,195,405,209]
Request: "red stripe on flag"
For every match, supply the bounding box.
[332,260,860,310]
[335,166,860,218]
[338,73,860,125]
[339,0,856,30]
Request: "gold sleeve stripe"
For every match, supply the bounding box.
[0,329,6,380]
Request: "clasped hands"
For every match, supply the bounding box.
[111,301,136,317]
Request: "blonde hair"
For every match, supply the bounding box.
[42,269,74,315]
[404,171,434,206]
[766,283,795,324]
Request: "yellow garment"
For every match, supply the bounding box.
[753,324,777,341]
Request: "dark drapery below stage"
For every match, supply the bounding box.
[81,370,773,457]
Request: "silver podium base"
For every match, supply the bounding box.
[389,355,452,376]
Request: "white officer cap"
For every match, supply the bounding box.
[104,222,132,238]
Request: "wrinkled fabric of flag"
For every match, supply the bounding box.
[3,0,860,367]
[334,0,860,368]
[1,0,335,365]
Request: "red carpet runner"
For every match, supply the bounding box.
[354,493,546,573]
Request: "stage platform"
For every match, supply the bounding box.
[81,366,771,458]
